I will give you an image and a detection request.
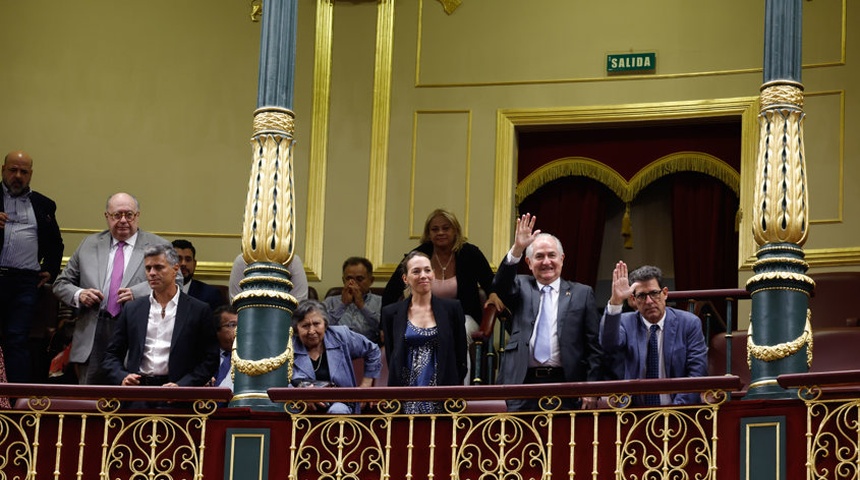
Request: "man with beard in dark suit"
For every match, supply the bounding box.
[0,150,64,383]
[171,239,226,310]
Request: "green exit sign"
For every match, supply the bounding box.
[606,53,656,74]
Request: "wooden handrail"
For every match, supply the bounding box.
[269,375,742,403]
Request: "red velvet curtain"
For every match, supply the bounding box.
[518,177,609,288]
[670,172,739,291]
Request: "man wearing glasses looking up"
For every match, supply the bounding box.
[54,192,169,384]
[601,261,708,406]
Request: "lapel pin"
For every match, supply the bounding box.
[565,291,570,296]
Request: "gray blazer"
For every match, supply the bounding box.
[53,229,169,364]
[492,259,603,410]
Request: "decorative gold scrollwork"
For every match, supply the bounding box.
[747,311,813,367]
[232,327,295,377]
[760,82,804,108]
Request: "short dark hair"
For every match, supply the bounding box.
[171,239,196,257]
[213,305,237,329]
[628,265,665,289]
[342,256,373,276]
[293,299,330,328]
[144,244,179,266]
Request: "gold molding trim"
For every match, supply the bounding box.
[408,110,472,239]
[365,0,396,267]
[303,0,335,284]
[494,98,759,266]
[747,314,813,367]
[515,152,739,206]
[437,0,462,15]
[745,272,815,291]
[747,378,779,389]
[805,90,845,225]
[60,228,241,239]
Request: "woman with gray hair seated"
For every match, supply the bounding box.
[291,299,381,414]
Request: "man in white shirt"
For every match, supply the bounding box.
[102,244,219,388]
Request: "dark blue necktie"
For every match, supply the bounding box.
[644,324,661,406]
[215,350,231,385]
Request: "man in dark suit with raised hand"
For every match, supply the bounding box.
[0,150,64,382]
[601,261,708,406]
[53,192,169,384]
[172,239,227,311]
[103,244,218,388]
[492,213,603,412]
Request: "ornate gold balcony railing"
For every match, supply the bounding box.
[0,373,858,479]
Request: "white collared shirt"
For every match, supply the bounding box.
[139,288,180,376]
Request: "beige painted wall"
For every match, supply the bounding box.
[2,1,857,323]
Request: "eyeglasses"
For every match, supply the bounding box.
[106,211,139,221]
[221,322,238,329]
[633,290,663,302]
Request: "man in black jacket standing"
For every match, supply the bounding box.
[0,150,63,382]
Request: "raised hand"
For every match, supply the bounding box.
[609,261,636,306]
[511,213,541,258]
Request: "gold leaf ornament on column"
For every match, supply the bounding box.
[438,0,462,15]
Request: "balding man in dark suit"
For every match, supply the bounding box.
[492,213,603,412]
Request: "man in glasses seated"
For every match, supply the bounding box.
[600,261,708,406]
[54,192,169,384]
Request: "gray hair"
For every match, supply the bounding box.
[144,244,179,266]
[525,233,565,259]
[293,299,330,328]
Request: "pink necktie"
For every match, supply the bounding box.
[107,241,126,317]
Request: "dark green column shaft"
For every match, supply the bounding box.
[230,0,300,411]
[745,0,813,400]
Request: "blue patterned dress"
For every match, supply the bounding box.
[401,321,441,414]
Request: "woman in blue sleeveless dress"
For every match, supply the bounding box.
[382,251,468,414]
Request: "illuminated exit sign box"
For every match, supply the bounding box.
[606,53,656,74]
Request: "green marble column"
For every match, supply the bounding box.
[230,0,300,411]
[745,0,814,400]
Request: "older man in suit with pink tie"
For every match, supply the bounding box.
[53,192,169,384]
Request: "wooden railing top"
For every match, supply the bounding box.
[0,383,234,402]
[268,375,742,403]
[667,288,750,300]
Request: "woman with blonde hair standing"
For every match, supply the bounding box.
[382,209,503,345]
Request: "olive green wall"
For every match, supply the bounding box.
[2,1,857,323]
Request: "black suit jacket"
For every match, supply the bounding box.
[0,190,64,279]
[381,296,467,387]
[492,259,603,399]
[187,279,227,310]
[102,291,219,386]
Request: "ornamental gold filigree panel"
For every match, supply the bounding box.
[0,397,216,480]
[801,390,860,480]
